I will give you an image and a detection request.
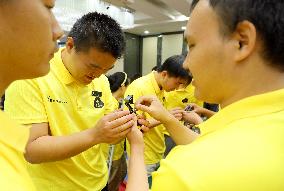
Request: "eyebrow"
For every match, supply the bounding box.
[89,63,115,70]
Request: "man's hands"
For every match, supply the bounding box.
[92,110,135,144]
[169,107,184,121]
[135,95,171,123]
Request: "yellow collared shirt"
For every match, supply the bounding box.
[5,48,116,191]
[0,111,36,191]
[124,72,165,164]
[164,83,203,110]
[151,89,284,191]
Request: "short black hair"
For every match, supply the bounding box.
[191,0,284,71]
[157,55,190,79]
[68,12,125,59]
[107,72,129,93]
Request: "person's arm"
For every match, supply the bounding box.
[187,103,216,118]
[182,111,204,125]
[25,110,135,163]
[139,107,183,132]
[135,96,199,145]
[126,121,148,191]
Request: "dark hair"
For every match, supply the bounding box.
[191,0,284,71]
[68,12,125,59]
[157,55,190,79]
[152,66,158,71]
[130,73,142,83]
[107,72,129,93]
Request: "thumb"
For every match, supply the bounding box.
[136,104,151,113]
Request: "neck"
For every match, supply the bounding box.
[154,71,163,90]
[112,91,122,100]
[220,63,284,108]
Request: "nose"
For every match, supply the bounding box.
[51,13,64,41]
[183,53,190,70]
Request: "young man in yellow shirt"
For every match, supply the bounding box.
[126,0,284,190]
[5,12,137,191]
[124,55,191,187]
[0,0,63,190]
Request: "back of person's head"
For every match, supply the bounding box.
[107,72,129,93]
[191,0,284,71]
[157,55,189,79]
[130,73,142,83]
[152,66,158,71]
[68,12,125,59]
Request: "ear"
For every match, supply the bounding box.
[65,37,75,53]
[232,20,257,62]
[161,71,168,78]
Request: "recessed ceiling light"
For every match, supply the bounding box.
[144,30,149,34]
[181,26,186,30]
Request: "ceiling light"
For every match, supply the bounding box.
[144,30,149,34]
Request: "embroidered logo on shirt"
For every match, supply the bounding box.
[182,98,188,103]
[92,91,104,108]
[47,96,67,103]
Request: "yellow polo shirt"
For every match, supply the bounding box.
[124,72,165,164]
[164,83,203,110]
[151,89,284,191]
[4,48,116,191]
[0,111,36,191]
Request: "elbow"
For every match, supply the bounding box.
[24,146,42,164]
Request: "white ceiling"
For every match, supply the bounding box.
[103,0,193,36]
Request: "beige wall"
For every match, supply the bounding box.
[162,34,183,63]
[142,37,158,75]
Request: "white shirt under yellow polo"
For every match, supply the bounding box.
[151,89,284,191]
[0,111,36,191]
[124,72,165,165]
[4,48,116,191]
[164,83,203,110]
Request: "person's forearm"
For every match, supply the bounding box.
[25,128,99,163]
[162,115,199,145]
[126,145,148,191]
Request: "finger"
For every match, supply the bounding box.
[112,119,134,135]
[109,114,135,129]
[116,125,133,138]
[137,118,150,127]
[135,103,152,113]
[106,110,131,121]
[135,95,157,107]
[140,125,150,133]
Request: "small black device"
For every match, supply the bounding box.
[124,95,136,114]
[124,95,144,132]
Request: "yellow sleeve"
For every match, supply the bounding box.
[4,79,48,124]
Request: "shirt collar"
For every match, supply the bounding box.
[199,88,284,136]
[150,71,163,96]
[51,48,75,85]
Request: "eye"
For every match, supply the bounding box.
[188,44,195,49]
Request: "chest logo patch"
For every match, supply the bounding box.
[182,98,188,103]
[92,91,104,108]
